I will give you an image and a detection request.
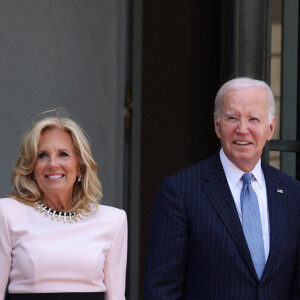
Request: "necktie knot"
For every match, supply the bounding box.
[241,173,252,185]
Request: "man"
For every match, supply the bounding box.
[144,78,300,299]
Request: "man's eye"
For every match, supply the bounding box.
[37,153,47,159]
[228,116,237,121]
[59,152,69,157]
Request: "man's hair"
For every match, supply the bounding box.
[214,77,276,123]
[9,115,102,212]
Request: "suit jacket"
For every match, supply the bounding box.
[144,153,300,300]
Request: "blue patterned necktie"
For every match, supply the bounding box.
[240,173,265,279]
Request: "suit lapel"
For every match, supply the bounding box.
[201,154,258,279]
[260,163,285,282]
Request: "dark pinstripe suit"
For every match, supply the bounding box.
[145,153,300,299]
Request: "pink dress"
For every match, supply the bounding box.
[0,198,127,300]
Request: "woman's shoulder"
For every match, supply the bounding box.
[98,204,126,218]
[90,203,127,225]
[0,197,24,209]
[0,198,32,222]
[98,203,125,212]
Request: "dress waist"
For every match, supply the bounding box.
[7,292,104,300]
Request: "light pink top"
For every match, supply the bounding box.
[0,198,127,300]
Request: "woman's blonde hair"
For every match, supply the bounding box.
[9,115,102,212]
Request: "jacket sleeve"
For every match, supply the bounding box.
[104,210,128,300]
[0,204,12,299]
[290,240,300,298]
[144,177,188,300]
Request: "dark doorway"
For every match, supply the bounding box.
[139,1,222,298]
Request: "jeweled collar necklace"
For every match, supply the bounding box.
[35,201,87,223]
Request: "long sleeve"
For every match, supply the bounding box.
[104,210,127,300]
[144,177,188,300]
[290,241,300,298]
[0,205,12,300]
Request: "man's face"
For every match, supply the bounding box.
[214,87,276,172]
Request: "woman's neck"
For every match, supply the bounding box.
[40,195,72,211]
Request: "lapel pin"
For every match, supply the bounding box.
[277,189,283,193]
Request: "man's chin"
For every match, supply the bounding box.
[231,155,260,171]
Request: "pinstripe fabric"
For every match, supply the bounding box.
[144,153,300,300]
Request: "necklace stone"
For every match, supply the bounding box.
[35,201,87,223]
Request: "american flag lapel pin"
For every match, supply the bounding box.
[277,189,283,193]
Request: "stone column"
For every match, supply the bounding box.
[220,0,272,83]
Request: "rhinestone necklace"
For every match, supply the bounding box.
[35,201,87,223]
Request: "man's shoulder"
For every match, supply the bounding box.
[167,152,221,180]
[156,153,221,200]
[262,162,300,186]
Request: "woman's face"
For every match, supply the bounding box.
[34,128,80,203]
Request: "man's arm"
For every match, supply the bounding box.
[290,241,300,299]
[144,177,188,300]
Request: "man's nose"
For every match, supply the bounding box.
[236,119,249,134]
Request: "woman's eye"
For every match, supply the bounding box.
[59,152,69,157]
[37,152,47,159]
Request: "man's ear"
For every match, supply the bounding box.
[214,113,221,139]
[267,116,276,141]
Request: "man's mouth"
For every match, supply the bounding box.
[234,141,250,145]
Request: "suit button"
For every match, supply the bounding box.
[257,287,263,294]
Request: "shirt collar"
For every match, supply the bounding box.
[220,148,264,189]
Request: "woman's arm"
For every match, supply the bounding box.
[0,203,12,299]
[104,210,128,300]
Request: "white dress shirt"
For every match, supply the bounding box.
[220,149,270,262]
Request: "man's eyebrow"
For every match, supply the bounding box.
[249,114,262,119]
[225,111,235,116]
[224,112,263,119]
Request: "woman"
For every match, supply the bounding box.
[0,115,127,300]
